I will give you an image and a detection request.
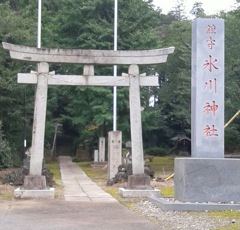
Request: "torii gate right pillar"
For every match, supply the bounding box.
[126,65,152,190]
[129,65,144,175]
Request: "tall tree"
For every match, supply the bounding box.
[42,0,163,147]
[190,2,206,18]
[221,9,240,149]
[0,2,35,156]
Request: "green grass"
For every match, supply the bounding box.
[45,162,63,198]
[147,156,175,178]
[210,211,240,230]
[76,162,107,181]
[0,189,14,200]
[45,162,62,184]
[147,156,175,196]
[160,187,174,197]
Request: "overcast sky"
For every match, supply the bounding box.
[152,0,237,15]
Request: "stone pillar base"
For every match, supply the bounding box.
[23,175,47,190]
[119,175,160,198]
[126,175,152,190]
[14,187,55,199]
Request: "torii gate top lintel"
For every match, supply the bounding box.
[2,42,175,65]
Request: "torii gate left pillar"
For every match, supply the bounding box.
[15,62,54,198]
[23,63,49,189]
[30,63,49,175]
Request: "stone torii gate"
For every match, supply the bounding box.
[3,42,174,197]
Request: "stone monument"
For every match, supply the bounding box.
[174,18,240,203]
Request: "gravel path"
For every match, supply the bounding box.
[132,200,235,230]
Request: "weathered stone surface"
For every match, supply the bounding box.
[174,158,240,202]
[148,196,240,211]
[129,65,144,175]
[14,187,55,199]
[98,137,106,162]
[108,131,122,179]
[191,19,224,158]
[30,63,49,175]
[127,175,152,190]
[3,42,174,65]
[23,175,47,190]
[18,74,159,86]
[119,187,160,198]
[94,150,99,162]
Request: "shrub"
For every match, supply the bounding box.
[144,147,169,156]
[225,127,240,151]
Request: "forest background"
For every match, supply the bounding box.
[0,0,239,167]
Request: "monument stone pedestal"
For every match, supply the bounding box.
[174,158,240,203]
[14,175,54,199]
[119,175,160,198]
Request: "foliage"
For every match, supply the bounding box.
[190,2,206,18]
[0,121,12,168]
[223,10,240,149]
[47,0,163,145]
[151,18,192,145]
[144,147,169,156]
[0,2,35,159]
[0,0,239,156]
[225,126,240,151]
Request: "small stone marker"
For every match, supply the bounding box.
[94,149,99,162]
[125,141,131,149]
[108,131,122,179]
[98,137,106,162]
